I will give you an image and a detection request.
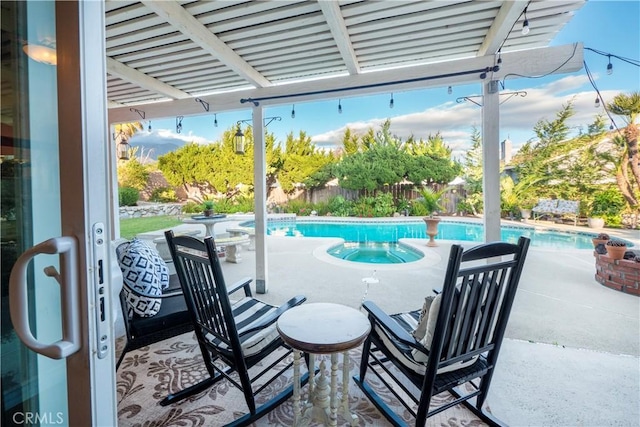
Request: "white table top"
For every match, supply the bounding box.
[277,303,371,354]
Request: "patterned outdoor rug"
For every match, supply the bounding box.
[116,333,486,426]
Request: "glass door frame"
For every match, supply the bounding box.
[50,1,117,425]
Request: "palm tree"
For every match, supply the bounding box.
[607,92,640,207]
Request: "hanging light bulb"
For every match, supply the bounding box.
[214,114,218,127]
[148,121,152,132]
[389,93,394,109]
[176,116,183,133]
[521,7,530,35]
[291,105,296,119]
[338,99,343,114]
[606,56,613,75]
[609,123,614,130]
[447,86,452,95]
[594,96,600,108]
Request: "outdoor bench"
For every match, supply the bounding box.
[532,198,580,226]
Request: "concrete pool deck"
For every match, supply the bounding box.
[133,216,640,426]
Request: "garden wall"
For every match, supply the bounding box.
[119,202,182,219]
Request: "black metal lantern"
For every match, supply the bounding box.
[116,131,130,160]
[234,126,245,155]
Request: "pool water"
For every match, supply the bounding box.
[327,242,424,264]
[241,219,616,250]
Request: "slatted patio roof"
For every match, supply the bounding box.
[106,0,585,122]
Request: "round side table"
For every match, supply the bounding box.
[277,303,371,427]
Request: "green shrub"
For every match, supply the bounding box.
[282,200,314,216]
[117,158,149,191]
[118,187,139,206]
[214,196,254,213]
[410,201,429,217]
[373,192,395,217]
[328,195,353,216]
[313,201,330,216]
[353,197,375,217]
[182,201,202,214]
[149,187,178,203]
[590,188,626,227]
[395,196,411,213]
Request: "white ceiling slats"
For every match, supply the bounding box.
[106,0,586,118]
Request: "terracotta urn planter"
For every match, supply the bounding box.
[605,242,627,260]
[423,216,441,247]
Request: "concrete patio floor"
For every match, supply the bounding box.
[134,217,640,426]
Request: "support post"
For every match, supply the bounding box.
[252,107,269,293]
[482,79,501,242]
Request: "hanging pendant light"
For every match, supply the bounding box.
[234,125,245,155]
[116,131,130,160]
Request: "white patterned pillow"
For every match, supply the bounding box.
[118,239,170,317]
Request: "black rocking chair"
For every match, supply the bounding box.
[163,230,307,426]
[354,237,530,426]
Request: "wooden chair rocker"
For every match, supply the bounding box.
[163,230,307,426]
[354,237,530,426]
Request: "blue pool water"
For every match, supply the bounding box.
[327,242,424,264]
[241,219,617,250]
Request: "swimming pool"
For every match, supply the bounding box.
[240,218,621,250]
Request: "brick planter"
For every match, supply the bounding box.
[594,252,640,296]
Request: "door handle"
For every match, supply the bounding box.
[9,236,80,359]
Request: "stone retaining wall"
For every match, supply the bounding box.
[594,252,639,296]
[119,203,183,219]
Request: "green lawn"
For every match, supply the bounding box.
[119,215,182,239]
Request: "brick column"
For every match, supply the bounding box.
[594,252,640,296]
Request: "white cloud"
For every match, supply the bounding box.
[155,128,210,145]
[311,77,626,158]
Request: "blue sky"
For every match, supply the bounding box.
[131,1,640,160]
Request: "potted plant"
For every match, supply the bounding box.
[518,197,537,223]
[605,240,627,260]
[416,186,448,247]
[592,232,610,254]
[202,199,215,217]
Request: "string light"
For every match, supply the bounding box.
[148,121,152,132]
[606,55,613,75]
[521,7,530,35]
[338,99,342,114]
[594,96,600,108]
[214,113,218,127]
[291,104,296,118]
[447,86,452,95]
[389,93,394,109]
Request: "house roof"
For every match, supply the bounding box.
[106,0,585,121]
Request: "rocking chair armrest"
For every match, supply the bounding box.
[237,295,307,337]
[361,301,423,350]
[160,289,183,298]
[227,277,253,297]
